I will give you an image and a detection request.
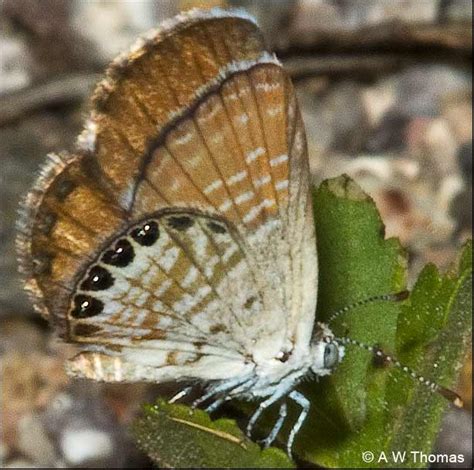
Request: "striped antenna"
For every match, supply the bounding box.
[327,290,409,325]
[332,336,464,408]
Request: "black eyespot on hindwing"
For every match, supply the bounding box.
[102,239,135,267]
[81,265,114,291]
[168,215,194,231]
[131,220,159,246]
[207,221,227,234]
[71,295,104,318]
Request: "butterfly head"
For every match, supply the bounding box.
[309,322,345,376]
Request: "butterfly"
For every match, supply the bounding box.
[16,7,457,459]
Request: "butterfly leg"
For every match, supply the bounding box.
[246,389,288,439]
[192,377,249,409]
[204,397,225,413]
[261,402,287,448]
[287,390,310,458]
[205,376,258,413]
[169,385,193,404]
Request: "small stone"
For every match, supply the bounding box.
[441,90,472,146]
[0,35,31,93]
[329,0,438,28]
[395,65,469,118]
[60,427,114,466]
[289,0,341,39]
[362,78,396,128]
[71,0,176,61]
[366,111,410,153]
[301,81,370,159]
[422,117,459,179]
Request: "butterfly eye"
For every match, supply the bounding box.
[323,343,339,368]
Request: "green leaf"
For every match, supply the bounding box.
[294,176,471,468]
[387,240,472,467]
[132,399,294,468]
[294,174,408,466]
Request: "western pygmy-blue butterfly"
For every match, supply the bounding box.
[17,8,461,458]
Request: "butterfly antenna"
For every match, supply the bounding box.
[327,291,409,325]
[333,336,464,408]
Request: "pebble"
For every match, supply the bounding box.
[395,65,470,118]
[0,35,31,93]
[60,427,114,466]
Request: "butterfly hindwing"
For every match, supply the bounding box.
[66,210,269,381]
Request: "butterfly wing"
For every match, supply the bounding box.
[17,9,317,382]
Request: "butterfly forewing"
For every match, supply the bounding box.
[17,8,317,383]
[90,12,267,203]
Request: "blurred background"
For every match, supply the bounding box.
[0,0,471,467]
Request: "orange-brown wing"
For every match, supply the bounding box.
[17,9,317,367]
[17,9,267,326]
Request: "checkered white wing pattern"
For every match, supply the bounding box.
[66,211,265,382]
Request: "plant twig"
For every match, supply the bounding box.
[169,417,248,448]
[0,73,100,126]
[279,21,472,57]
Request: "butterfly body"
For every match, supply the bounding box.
[17,8,345,457]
